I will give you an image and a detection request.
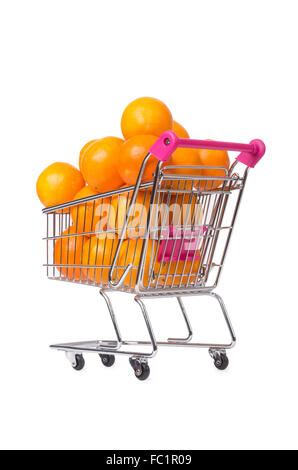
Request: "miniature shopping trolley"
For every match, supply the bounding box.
[42,131,265,380]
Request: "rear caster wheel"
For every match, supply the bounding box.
[135,362,150,381]
[129,358,150,381]
[214,353,229,370]
[209,349,229,370]
[72,354,85,371]
[99,354,115,367]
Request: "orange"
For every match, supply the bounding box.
[121,97,173,139]
[80,137,124,193]
[118,239,158,288]
[79,139,98,173]
[166,138,230,191]
[167,121,197,174]
[109,186,175,239]
[166,120,196,179]
[118,238,201,289]
[109,188,152,238]
[54,226,86,281]
[167,147,200,174]
[70,186,115,235]
[36,162,85,207]
[164,149,200,196]
[152,179,198,227]
[82,235,118,284]
[164,121,191,190]
[196,146,230,190]
[168,195,202,228]
[173,120,190,138]
[118,134,158,185]
[158,256,201,287]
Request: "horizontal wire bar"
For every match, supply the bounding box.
[42,182,154,213]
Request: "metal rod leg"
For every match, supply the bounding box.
[50,291,235,359]
[76,295,158,359]
[99,289,122,347]
[167,297,193,343]
[122,291,236,350]
[209,292,236,347]
[134,296,158,358]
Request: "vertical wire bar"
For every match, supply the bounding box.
[93,200,105,285]
[162,178,184,289]
[109,153,153,288]
[52,213,56,278]
[46,214,49,278]
[214,171,248,287]
[203,179,230,284]
[167,178,194,289]
[100,196,114,286]
[154,179,174,288]
[135,161,162,290]
[106,196,117,287]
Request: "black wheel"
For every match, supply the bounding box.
[134,361,150,381]
[214,353,229,370]
[72,354,85,371]
[100,354,115,367]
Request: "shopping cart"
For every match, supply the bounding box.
[42,130,265,379]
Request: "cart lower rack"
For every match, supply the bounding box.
[42,131,265,379]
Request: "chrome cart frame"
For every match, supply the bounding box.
[43,131,265,379]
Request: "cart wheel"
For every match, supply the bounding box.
[135,363,150,381]
[72,354,85,371]
[99,354,115,367]
[214,353,229,371]
[130,358,150,381]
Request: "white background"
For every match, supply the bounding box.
[0,0,297,450]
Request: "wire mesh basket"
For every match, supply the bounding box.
[42,131,265,379]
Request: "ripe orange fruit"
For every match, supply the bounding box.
[118,239,158,288]
[121,97,173,139]
[166,137,230,191]
[167,147,200,174]
[196,146,230,190]
[54,226,86,281]
[166,120,194,178]
[173,120,190,138]
[80,137,124,193]
[164,122,191,191]
[118,134,158,185]
[165,147,201,196]
[118,238,201,289]
[79,139,98,173]
[70,186,115,235]
[82,235,118,284]
[109,188,152,238]
[169,196,202,228]
[36,162,85,207]
[159,255,201,287]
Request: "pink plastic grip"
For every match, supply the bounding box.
[158,226,207,263]
[149,132,265,168]
[148,130,179,162]
[236,139,266,168]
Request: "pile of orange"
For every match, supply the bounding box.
[37,97,230,287]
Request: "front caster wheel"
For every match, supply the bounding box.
[72,354,85,371]
[214,353,229,370]
[129,358,150,381]
[99,354,115,367]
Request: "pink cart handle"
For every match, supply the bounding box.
[148,130,265,168]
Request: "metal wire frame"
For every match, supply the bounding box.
[44,154,247,364]
[43,158,247,295]
[50,288,236,359]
